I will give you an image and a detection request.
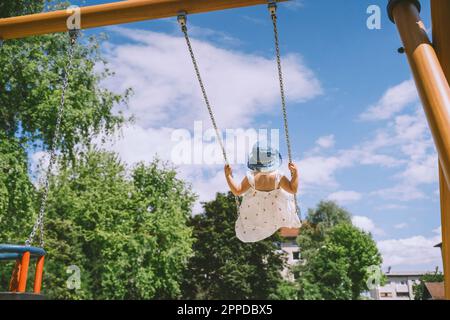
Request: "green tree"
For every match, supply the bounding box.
[0,0,44,18]
[307,200,352,229]
[0,0,128,238]
[0,135,37,287]
[0,0,129,295]
[268,280,299,300]
[0,134,36,243]
[0,2,128,159]
[296,201,352,274]
[295,202,382,300]
[413,270,444,300]
[42,151,196,299]
[181,192,286,300]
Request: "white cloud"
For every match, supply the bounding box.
[376,204,407,211]
[352,216,385,236]
[433,226,441,235]
[281,0,304,10]
[399,154,438,185]
[297,135,403,191]
[296,87,436,203]
[102,27,322,129]
[327,190,362,204]
[371,184,427,201]
[101,125,176,165]
[316,135,335,149]
[297,156,348,188]
[377,229,442,269]
[394,223,408,229]
[359,80,418,121]
[369,107,437,201]
[96,26,322,209]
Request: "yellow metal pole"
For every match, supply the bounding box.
[431,0,450,300]
[388,0,450,300]
[0,0,286,41]
[439,165,450,299]
[388,0,450,187]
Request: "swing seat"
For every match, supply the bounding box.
[0,244,46,297]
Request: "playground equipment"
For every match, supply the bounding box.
[0,0,448,299]
[0,29,78,300]
[387,0,450,300]
[176,3,301,220]
[0,0,298,298]
[0,245,46,300]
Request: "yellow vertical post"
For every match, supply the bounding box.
[432,0,450,300]
[439,166,450,299]
[388,0,450,299]
[388,0,450,185]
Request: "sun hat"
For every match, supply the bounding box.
[247,141,282,172]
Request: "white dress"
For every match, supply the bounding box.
[235,171,302,243]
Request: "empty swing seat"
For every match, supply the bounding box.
[0,244,46,300]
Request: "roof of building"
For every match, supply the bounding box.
[385,271,429,276]
[424,282,445,300]
[279,228,299,238]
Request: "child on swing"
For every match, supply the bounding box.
[224,142,301,243]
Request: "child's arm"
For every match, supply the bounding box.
[224,165,251,196]
[280,162,299,194]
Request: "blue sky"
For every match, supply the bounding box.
[46,0,443,272]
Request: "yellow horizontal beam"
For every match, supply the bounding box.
[0,0,286,40]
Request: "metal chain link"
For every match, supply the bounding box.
[269,2,302,222]
[26,31,79,247]
[177,14,241,214]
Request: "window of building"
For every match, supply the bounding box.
[293,251,300,260]
[397,292,410,298]
[380,292,393,298]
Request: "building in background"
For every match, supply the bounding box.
[279,228,301,281]
[370,269,425,300]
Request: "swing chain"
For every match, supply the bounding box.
[177,13,228,164]
[268,2,302,222]
[177,13,242,213]
[26,30,79,247]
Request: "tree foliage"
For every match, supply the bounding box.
[295,202,382,300]
[40,152,196,299]
[0,0,44,18]
[0,134,36,242]
[181,192,286,300]
[307,201,352,230]
[0,0,195,299]
[0,135,37,287]
[0,4,129,160]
